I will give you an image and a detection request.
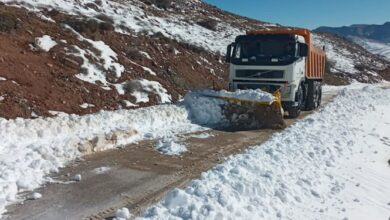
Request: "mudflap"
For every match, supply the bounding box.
[221,100,286,130]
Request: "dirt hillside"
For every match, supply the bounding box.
[0,0,388,119]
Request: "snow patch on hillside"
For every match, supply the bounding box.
[2,0,245,54]
[139,86,390,220]
[64,25,125,90]
[34,35,57,52]
[128,79,172,104]
[313,34,358,74]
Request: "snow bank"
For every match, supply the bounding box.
[0,105,202,216]
[138,86,390,220]
[34,35,57,52]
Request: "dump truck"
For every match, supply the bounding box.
[225,28,326,119]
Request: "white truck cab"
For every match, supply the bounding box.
[225,29,325,118]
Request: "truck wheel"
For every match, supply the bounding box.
[305,80,320,110]
[288,107,300,118]
[317,84,322,107]
[288,84,304,118]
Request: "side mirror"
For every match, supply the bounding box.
[225,44,232,63]
[299,43,308,57]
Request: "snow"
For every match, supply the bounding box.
[122,100,138,108]
[202,89,275,103]
[139,51,152,60]
[313,34,358,74]
[182,89,275,127]
[64,25,125,90]
[190,133,214,139]
[72,174,82,182]
[128,60,157,76]
[138,85,390,220]
[93,166,111,175]
[85,39,125,78]
[37,13,55,23]
[34,35,57,52]
[351,37,390,60]
[155,137,187,156]
[129,79,172,104]
[0,77,6,81]
[0,86,265,215]
[1,0,245,54]
[80,103,95,109]
[0,103,206,216]
[182,91,228,126]
[67,45,111,90]
[0,96,4,102]
[115,207,132,220]
[27,192,42,200]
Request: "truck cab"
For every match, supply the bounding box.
[225,28,326,118]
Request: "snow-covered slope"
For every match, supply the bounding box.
[1,0,245,54]
[313,33,389,83]
[138,85,390,220]
[350,37,390,60]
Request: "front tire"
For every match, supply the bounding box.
[288,83,305,118]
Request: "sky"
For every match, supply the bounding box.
[203,0,390,29]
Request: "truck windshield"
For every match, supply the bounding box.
[232,35,298,65]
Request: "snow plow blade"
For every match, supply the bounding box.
[205,91,286,130]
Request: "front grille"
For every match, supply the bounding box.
[236,70,284,79]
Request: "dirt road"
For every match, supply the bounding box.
[4,92,337,220]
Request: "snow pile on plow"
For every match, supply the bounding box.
[183,89,285,130]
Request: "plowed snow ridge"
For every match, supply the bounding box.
[138,86,390,220]
[0,89,232,216]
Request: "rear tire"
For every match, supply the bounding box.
[317,84,322,107]
[305,81,321,110]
